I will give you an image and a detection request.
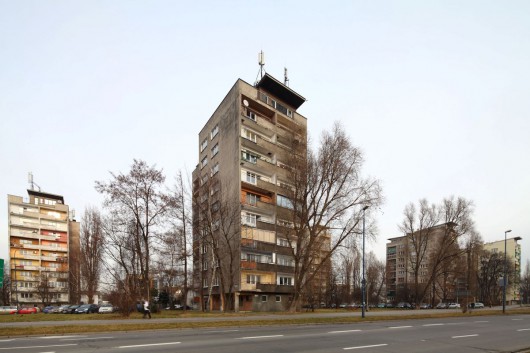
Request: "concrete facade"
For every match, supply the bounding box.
[8,190,79,307]
[483,236,523,304]
[193,74,309,312]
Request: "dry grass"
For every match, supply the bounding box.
[1,308,529,337]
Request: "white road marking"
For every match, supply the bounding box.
[206,330,239,333]
[344,343,388,350]
[512,319,523,321]
[452,334,479,339]
[328,329,362,334]
[474,321,489,323]
[423,323,444,326]
[389,325,412,329]
[0,344,77,350]
[117,342,181,349]
[61,336,114,341]
[40,336,86,339]
[237,335,284,340]
[0,340,14,342]
[517,329,530,332]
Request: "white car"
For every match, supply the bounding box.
[98,304,114,313]
[448,303,461,309]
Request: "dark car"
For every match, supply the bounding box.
[75,304,99,314]
[396,302,413,309]
[66,305,81,313]
[43,306,57,313]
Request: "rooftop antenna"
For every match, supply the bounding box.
[255,50,266,85]
[284,67,289,86]
[28,172,41,192]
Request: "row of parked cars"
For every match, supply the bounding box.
[43,303,116,314]
[0,304,116,315]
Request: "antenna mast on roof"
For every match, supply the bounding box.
[284,67,289,86]
[255,51,266,85]
[28,172,41,192]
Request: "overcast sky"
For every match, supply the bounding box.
[1,1,528,267]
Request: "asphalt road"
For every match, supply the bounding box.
[0,313,528,352]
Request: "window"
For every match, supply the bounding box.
[211,201,220,212]
[246,172,257,184]
[201,156,208,169]
[279,276,293,286]
[278,256,294,267]
[276,295,281,302]
[202,258,208,270]
[211,163,219,176]
[211,143,219,156]
[277,195,293,209]
[242,213,257,227]
[212,276,219,287]
[245,109,257,121]
[246,193,259,205]
[201,244,207,254]
[247,253,261,262]
[203,278,208,288]
[243,129,257,142]
[211,124,219,139]
[246,274,261,284]
[261,295,268,302]
[200,138,208,152]
[242,151,258,163]
[201,174,208,185]
[277,238,290,247]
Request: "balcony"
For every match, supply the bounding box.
[241,113,275,139]
[241,260,257,270]
[256,283,294,294]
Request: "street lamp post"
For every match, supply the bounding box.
[503,229,512,314]
[361,205,369,319]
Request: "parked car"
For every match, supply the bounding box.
[377,303,387,308]
[468,302,484,309]
[396,302,413,309]
[17,307,38,314]
[56,304,71,313]
[75,304,100,314]
[174,304,192,310]
[447,303,461,309]
[385,303,395,308]
[0,306,18,314]
[98,304,115,313]
[65,305,81,314]
[43,306,57,313]
[419,303,432,309]
[436,302,448,309]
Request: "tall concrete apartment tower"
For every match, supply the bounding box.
[8,189,80,307]
[193,73,307,312]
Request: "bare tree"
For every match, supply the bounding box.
[96,159,172,302]
[399,199,438,306]
[285,123,383,311]
[521,261,530,305]
[1,272,11,305]
[366,252,386,306]
[477,250,514,306]
[36,272,52,306]
[80,207,105,304]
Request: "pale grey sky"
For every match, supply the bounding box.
[1,1,529,266]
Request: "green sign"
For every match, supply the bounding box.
[0,259,4,287]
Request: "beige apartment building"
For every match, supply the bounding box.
[193,73,321,312]
[386,223,460,304]
[8,189,79,307]
[483,236,523,305]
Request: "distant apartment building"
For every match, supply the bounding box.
[193,73,327,312]
[8,189,79,306]
[483,236,523,305]
[386,222,460,304]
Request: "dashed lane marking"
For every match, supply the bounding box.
[452,334,479,339]
[117,342,181,349]
[237,335,284,340]
[328,330,362,334]
[344,344,388,350]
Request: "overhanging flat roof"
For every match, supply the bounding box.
[27,189,65,204]
[256,73,306,109]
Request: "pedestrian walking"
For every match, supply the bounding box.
[143,300,151,319]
